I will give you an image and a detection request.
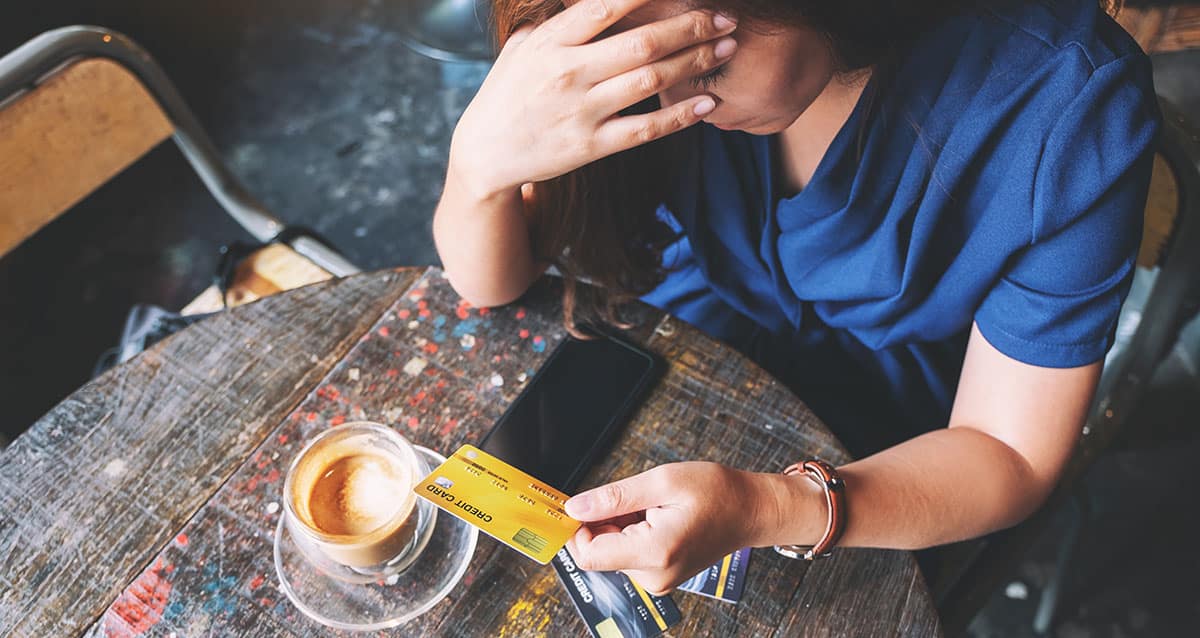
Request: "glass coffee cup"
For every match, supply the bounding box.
[282,421,436,583]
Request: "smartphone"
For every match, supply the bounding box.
[480,329,663,492]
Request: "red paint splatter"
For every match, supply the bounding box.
[386,368,399,378]
[306,412,318,422]
[266,469,281,483]
[435,379,447,390]
[407,417,420,429]
[478,307,490,316]
[515,308,527,320]
[329,415,346,426]
[456,305,470,320]
[408,288,425,300]
[439,418,459,437]
[249,574,265,590]
[260,597,273,607]
[379,326,390,337]
[109,558,172,635]
[418,300,428,310]
[519,329,530,339]
[423,342,439,354]
[398,309,411,319]
[493,355,502,363]
[419,308,432,318]
[533,335,545,344]
[175,533,188,547]
[277,434,288,445]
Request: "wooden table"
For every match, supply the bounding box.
[0,267,941,637]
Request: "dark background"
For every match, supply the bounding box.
[1,2,1198,636]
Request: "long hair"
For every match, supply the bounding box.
[490,0,1124,333]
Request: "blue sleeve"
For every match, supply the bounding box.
[974,53,1160,368]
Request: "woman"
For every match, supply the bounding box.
[434,0,1159,593]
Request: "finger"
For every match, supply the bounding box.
[586,36,735,115]
[623,569,674,596]
[543,0,656,46]
[566,467,681,521]
[581,10,736,80]
[572,520,658,571]
[593,94,716,155]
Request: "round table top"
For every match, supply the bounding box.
[0,267,941,637]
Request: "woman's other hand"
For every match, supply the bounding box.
[449,0,737,201]
[564,462,817,595]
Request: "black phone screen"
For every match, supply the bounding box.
[480,334,660,492]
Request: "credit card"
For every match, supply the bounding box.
[677,547,751,603]
[414,444,581,564]
[551,547,683,638]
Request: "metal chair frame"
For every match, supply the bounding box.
[937,97,1200,635]
[0,25,359,277]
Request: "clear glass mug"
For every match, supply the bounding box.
[282,421,437,583]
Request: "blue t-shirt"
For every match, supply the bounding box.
[642,0,1160,455]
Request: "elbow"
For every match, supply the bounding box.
[442,269,526,309]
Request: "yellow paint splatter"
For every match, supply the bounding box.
[498,573,554,638]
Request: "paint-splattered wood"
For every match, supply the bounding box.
[0,269,420,637]
[80,267,939,637]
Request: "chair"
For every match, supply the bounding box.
[933,97,1200,635]
[0,26,362,441]
[0,25,359,297]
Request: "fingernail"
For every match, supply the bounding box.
[713,13,736,31]
[714,37,737,59]
[693,97,716,116]
[565,495,591,518]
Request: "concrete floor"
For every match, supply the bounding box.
[0,2,1197,635]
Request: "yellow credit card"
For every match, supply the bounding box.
[414,444,581,564]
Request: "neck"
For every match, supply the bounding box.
[777,70,872,196]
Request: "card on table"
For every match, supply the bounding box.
[677,547,751,603]
[414,444,580,564]
[551,547,682,638]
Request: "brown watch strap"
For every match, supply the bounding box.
[773,459,847,560]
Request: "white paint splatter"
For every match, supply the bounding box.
[384,406,405,423]
[348,368,361,381]
[266,502,280,515]
[407,320,419,330]
[385,573,400,586]
[460,334,476,350]
[403,358,428,376]
[517,372,527,383]
[103,459,127,478]
[490,374,504,387]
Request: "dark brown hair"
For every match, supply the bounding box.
[492,0,1124,333]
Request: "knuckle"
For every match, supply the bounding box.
[574,553,596,571]
[635,68,664,94]
[586,0,612,21]
[631,121,659,144]
[691,14,710,41]
[628,32,657,60]
[551,67,578,92]
[598,484,625,511]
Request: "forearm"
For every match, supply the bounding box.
[432,163,542,308]
[757,426,1055,551]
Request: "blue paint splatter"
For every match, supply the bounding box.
[199,563,239,615]
[433,331,447,343]
[453,318,481,337]
[532,338,546,353]
[433,315,447,328]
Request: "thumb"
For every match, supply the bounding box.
[566,467,675,522]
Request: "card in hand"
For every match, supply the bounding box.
[551,547,683,638]
[677,547,751,603]
[413,444,581,564]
